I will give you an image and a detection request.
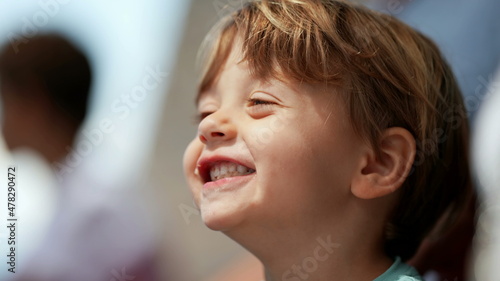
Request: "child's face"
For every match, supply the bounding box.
[183,45,365,232]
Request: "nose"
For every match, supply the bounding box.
[198,110,236,144]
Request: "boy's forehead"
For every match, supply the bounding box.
[195,60,247,106]
[195,71,335,110]
[195,35,330,106]
[195,44,248,106]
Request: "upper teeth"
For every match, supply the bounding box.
[210,161,255,181]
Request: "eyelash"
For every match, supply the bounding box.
[247,98,276,106]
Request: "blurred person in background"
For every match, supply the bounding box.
[0,34,157,281]
[0,34,91,278]
[0,34,90,162]
[473,67,500,281]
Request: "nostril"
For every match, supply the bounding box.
[199,132,224,143]
[211,132,225,137]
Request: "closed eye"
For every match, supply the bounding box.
[246,98,278,118]
[194,111,213,123]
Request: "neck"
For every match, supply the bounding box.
[226,203,394,280]
[260,234,391,281]
[37,128,75,164]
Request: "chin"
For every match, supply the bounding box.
[200,200,246,231]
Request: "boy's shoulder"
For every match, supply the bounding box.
[374,257,423,281]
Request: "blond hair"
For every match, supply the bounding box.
[198,0,472,260]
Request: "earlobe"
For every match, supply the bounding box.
[351,127,416,199]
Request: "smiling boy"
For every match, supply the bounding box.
[183,1,471,280]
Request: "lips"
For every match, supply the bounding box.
[197,156,256,183]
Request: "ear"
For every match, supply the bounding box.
[351,127,416,199]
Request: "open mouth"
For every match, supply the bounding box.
[199,161,256,183]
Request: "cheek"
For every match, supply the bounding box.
[248,121,313,191]
[183,138,203,199]
[251,119,353,195]
[245,113,295,156]
[183,139,199,172]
